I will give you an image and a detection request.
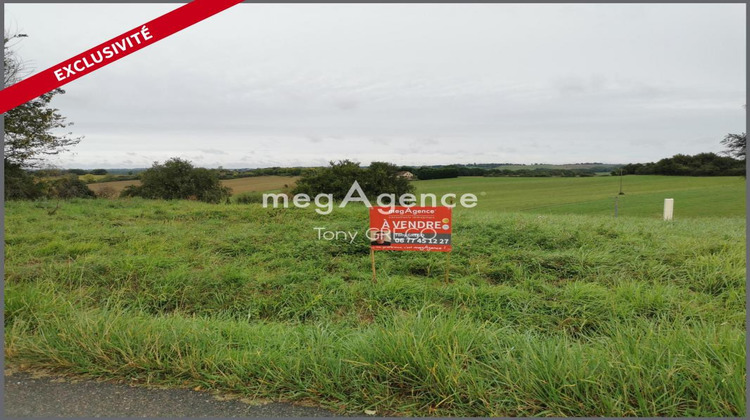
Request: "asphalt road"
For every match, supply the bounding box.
[4,368,341,418]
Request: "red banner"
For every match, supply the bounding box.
[0,0,243,114]
[369,206,453,252]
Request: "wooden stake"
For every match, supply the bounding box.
[445,200,453,283]
[371,248,377,283]
[444,251,452,283]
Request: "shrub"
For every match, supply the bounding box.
[120,157,231,203]
[47,175,96,199]
[234,191,266,204]
[94,186,118,199]
[4,160,44,200]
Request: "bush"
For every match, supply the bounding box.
[47,175,96,199]
[234,191,266,204]
[94,186,118,199]
[4,160,44,200]
[120,158,231,203]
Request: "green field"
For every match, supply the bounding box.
[414,175,746,218]
[4,196,745,416]
[484,164,617,171]
[82,174,746,219]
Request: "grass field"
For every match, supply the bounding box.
[485,164,617,170]
[220,176,298,194]
[85,175,746,219]
[79,174,110,181]
[86,179,140,195]
[86,175,299,196]
[4,197,745,416]
[414,175,746,218]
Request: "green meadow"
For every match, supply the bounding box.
[414,175,746,218]
[4,184,746,416]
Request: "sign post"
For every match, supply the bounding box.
[370,248,377,283]
[444,251,452,282]
[369,206,453,281]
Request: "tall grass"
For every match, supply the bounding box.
[4,198,746,416]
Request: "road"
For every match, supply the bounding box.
[4,368,341,418]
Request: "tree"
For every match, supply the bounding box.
[121,158,231,203]
[292,160,363,199]
[720,104,747,161]
[4,32,82,167]
[361,161,413,197]
[3,32,28,86]
[721,133,746,161]
[292,160,415,200]
[618,153,744,176]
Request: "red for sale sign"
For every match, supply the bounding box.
[369,206,452,252]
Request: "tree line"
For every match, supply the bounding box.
[617,152,744,176]
[396,165,611,180]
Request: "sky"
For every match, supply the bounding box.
[4,3,747,169]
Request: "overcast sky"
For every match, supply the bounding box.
[4,3,746,169]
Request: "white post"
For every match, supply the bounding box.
[663,198,674,221]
